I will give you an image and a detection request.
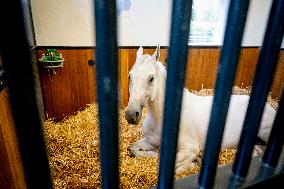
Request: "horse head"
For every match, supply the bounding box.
[125,46,160,124]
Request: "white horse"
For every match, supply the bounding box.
[125,46,276,173]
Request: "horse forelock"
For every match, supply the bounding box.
[137,54,151,63]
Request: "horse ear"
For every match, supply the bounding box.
[152,44,160,62]
[136,46,143,57]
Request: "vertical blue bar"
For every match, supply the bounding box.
[232,0,284,179]
[262,89,284,168]
[198,1,250,188]
[157,0,193,188]
[0,1,52,188]
[94,0,119,188]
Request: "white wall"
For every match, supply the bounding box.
[31,0,95,46]
[31,0,283,47]
[242,0,272,46]
[243,0,284,47]
[117,0,171,46]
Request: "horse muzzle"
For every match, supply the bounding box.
[125,106,143,125]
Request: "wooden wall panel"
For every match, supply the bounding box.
[185,48,261,91]
[234,48,259,87]
[37,48,284,120]
[37,49,96,121]
[119,49,134,107]
[0,89,26,189]
[0,128,13,189]
[270,52,284,99]
[186,48,220,90]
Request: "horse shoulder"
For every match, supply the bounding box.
[222,95,251,148]
[179,90,212,148]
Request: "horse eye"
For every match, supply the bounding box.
[128,75,131,80]
[149,76,154,83]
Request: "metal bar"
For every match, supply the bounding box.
[0,61,7,93]
[94,0,119,188]
[0,1,52,189]
[157,0,193,188]
[198,1,250,188]
[232,0,284,180]
[262,89,284,168]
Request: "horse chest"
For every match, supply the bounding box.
[142,114,162,147]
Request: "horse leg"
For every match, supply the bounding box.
[252,145,266,157]
[128,138,159,157]
[175,145,200,174]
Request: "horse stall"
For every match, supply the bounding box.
[0,0,284,189]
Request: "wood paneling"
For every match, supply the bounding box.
[186,48,220,90]
[234,48,259,87]
[184,48,262,91]
[270,52,284,99]
[0,89,26,189]
[37,49,96,121]
[37,47,284,120]
[119,49,133,106]
[184,48,262,90]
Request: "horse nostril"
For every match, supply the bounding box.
[135,111,139,117]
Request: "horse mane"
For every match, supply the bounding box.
[155,61,167,84]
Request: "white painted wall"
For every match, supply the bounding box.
[242,0,272,46]
[31,0,283,47]
[117,0,171,46]
[31,0,95,46]
[243,0,284,47]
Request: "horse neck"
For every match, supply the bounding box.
[147,63,166,123]
[146,63,199,123]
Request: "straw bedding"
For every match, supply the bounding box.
[44,86,278,189]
